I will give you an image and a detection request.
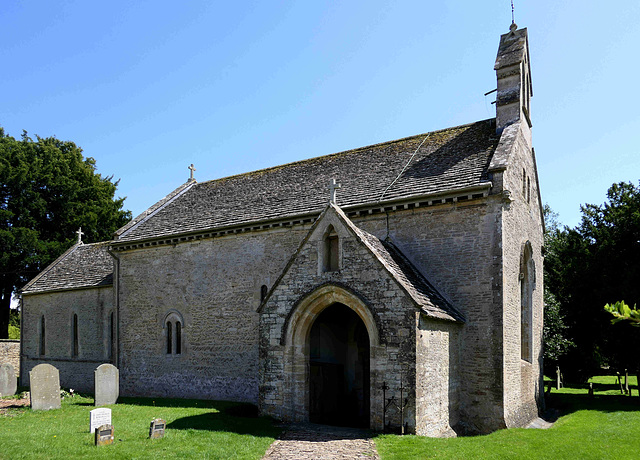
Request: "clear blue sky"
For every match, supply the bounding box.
[2,0,639,230]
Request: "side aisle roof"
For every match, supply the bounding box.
[21,242,113,295]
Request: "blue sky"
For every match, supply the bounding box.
[2,1,639,230]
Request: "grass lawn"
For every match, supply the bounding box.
[0,395,281,459]
[375,374,640,459]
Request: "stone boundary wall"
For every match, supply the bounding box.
[0,340,20,376]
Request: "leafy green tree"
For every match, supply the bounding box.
[0,128,131,338]
[545,182,640,381]
[605,301,640,327]
[542,205,574,369]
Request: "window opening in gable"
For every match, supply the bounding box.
[72,314,79,357]
[323,226,340,272]
[261,285,268,302]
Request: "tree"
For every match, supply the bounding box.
[605,301,640,327]
[542,205,574,369]
[545,182,640,381]
[0,128,131,338]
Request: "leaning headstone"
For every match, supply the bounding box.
[29,363,61,410]
[95,424,114,446]
[0,363,17,397]
[90,407,112,433]
[149,418,166,439]
[94,364,119,406]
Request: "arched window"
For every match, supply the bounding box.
[40,315,46,356]
[175,322,182,355]
[520,242,535,362]
[72,314,79,357]
[164,310,184,356]
[261,285,268,302]
[323,225,339,272]
[166,321,173,354]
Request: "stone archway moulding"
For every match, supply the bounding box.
[282,284,380,349]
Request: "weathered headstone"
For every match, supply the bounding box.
[94,424,114,446]
[149,418,166,439]
[94,364,119,406]
[29,363,61,410]
[0,363,17,397]
[90,407,112,433]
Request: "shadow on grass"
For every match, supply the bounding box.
[114,397,281,438]
[547,388,640,418]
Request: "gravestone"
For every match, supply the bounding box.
[94,424,114,446]
[149,418,166,439]
[94,364,119,406]
[0,363,17,397]
[90,407,112,433]
[29,363,61,410]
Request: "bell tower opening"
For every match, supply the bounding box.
[309,303,370,427]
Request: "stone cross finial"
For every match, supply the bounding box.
[188,164,196,181]
[328,178,341,205]
[76,227,84,245]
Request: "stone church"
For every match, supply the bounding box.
[19,25,543,436]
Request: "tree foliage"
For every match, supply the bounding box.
[545,182,640,381]
[604,301,640,327]
[542,205,575,366]
[0,128,131,338]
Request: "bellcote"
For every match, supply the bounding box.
[494,24,533,134]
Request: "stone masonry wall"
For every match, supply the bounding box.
[0,340,20,376]
[116,225,311,402]
[353,199,506,433]
[259,209,420,431]
[501,124,544,427]
[415,315,460,437]
[21,287,114,393]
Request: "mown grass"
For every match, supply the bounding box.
[0,395,281,459]
[375,374,640,459]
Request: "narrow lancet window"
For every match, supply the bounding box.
[175,322,182,355]
[72,314,79,357]
[323,226,339,272]
[166,321,173,354]
[40,315,46,356]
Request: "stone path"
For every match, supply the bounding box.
[262,423,380,460]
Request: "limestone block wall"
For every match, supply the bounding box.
[259,213,420,431]
[352,200,506,433]
[501,124,544,427]
[21,287,114,393]
[115,225,310,402]
[0,340,20,376]
[415,315,461,437]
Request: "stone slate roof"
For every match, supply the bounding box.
[116,119,498,243]
[21,242,113,295]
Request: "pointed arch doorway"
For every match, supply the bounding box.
[309,302,370,427]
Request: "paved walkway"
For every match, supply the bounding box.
[262,423,380,460]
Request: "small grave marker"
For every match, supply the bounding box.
[90,407,112,433]
[29,363,61,411]
[94,424,114,446]
[149,418,166,439]
[0,363,17,397]
[94,364,119,406]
